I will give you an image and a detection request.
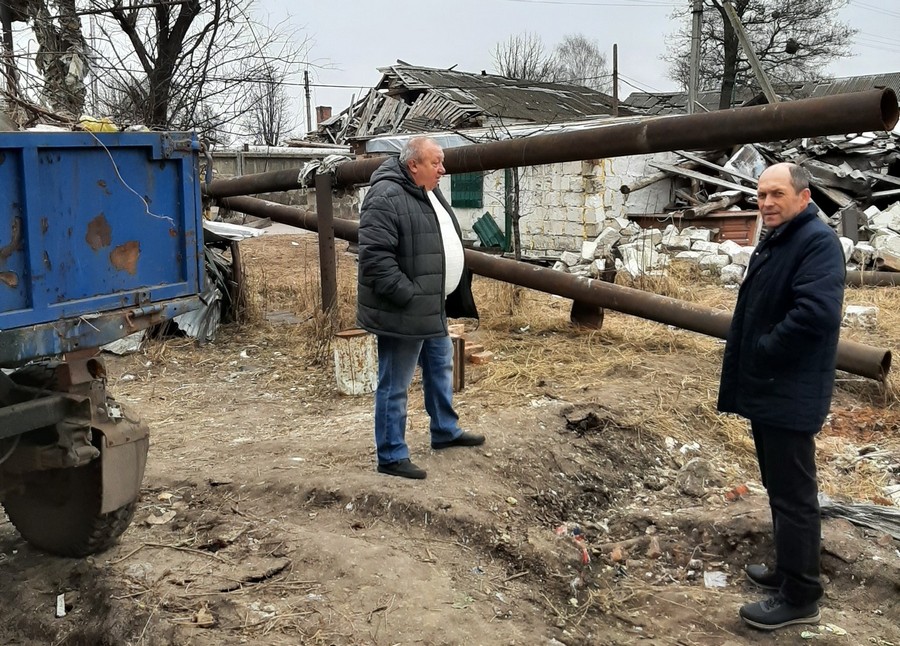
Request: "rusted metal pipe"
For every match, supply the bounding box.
[204,89,899,197]
[846,271,900,287]
[315,172,338,316]
[218,195,892,381]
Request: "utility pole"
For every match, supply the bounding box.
[688,0,702,114]
[303,69,312,134]
[0,0,18,103]
[612,43,618,117]
[722,0,779,104]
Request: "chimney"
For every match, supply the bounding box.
[316,106,333,124]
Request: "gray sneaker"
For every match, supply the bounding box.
[740,595,820,631]
[745,564,782,591]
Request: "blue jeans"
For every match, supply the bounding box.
[374,334,462,464]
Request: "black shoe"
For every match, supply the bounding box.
[745,564,782,591]
[377,459,426,479]
[740,595,820,631]
[431,431,486,450]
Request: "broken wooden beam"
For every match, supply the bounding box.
[675,149,759,185]
[647,161,757,196]
[620,161,701,195]
[683,191,743,219]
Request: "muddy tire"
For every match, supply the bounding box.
[2,460,136,557]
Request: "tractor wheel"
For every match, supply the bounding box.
[2,460,136,557]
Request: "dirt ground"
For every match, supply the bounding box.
[1,233,899,646]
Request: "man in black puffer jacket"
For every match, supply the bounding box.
[357,137,482,480]
[718,163,845,631]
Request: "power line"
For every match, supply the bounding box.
[849,0,900,20]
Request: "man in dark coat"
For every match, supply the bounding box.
[357,136,483,480]
[718,162,845,630]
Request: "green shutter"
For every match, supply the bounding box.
[451,172,483,208]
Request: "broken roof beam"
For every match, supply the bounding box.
[621,160,702,195]
[872,188,900,200]
[675,149,759,185]
[648,161,757,195]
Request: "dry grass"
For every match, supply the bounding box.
[151,234,898,504]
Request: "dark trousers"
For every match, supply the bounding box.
[751,421,824,605]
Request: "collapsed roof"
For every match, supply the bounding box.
[313,63,632,146]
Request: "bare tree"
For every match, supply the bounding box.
[493,32,611,93]
[7,0,89,116]
[240,62,296,145]
[492,31,557,81]
[3,0,310,138]
[665,0,855,110]
[553,34,610,92]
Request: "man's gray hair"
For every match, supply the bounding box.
[787,163,812,193]
[399,137,436,165]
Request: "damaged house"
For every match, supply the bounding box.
[314,63,682,258]
[315,66,900,283]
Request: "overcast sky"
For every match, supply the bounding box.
[259,0,900,124]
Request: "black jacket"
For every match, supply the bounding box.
[717,204,845,432]
[356,157,478,339]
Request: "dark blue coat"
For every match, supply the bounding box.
[356,157,478,339]
[717,205,845,433]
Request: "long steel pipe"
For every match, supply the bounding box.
[204,89,899,198]
[219,196,892,381]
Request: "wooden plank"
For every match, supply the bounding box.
[675,149,759,184]
[866,172,900,188]
[647,161,757,195]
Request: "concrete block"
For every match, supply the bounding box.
[838,237,855,264]
[595,226,622,248]
[662,235,691,251]
[448,323,466,336]
[565,207,584,223]
[581,240,599,261]
[871,232,900,256]
[692,240,722,254]
[564,222,587,237]
[619,242,662,277]
[699,254,731,270]
[732,246,754,266]
[633,228,663,246]
[589,258,606,277]
[683,226,713,242]
[719,239,743,259]
[613,216,631,231]
[673,251,705,262]
[585,193,603,209]
[564,192,584,208]
[842,305,878,329]
[621,221,641,238]
[552,260,568,272]
[720,263,745,285]
[560,251,581,267]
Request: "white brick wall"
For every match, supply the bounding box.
[428,151,678,258]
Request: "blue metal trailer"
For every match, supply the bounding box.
[0,131,205,556]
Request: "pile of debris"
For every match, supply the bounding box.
[552,128,900,284]
[552,218,755,285]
